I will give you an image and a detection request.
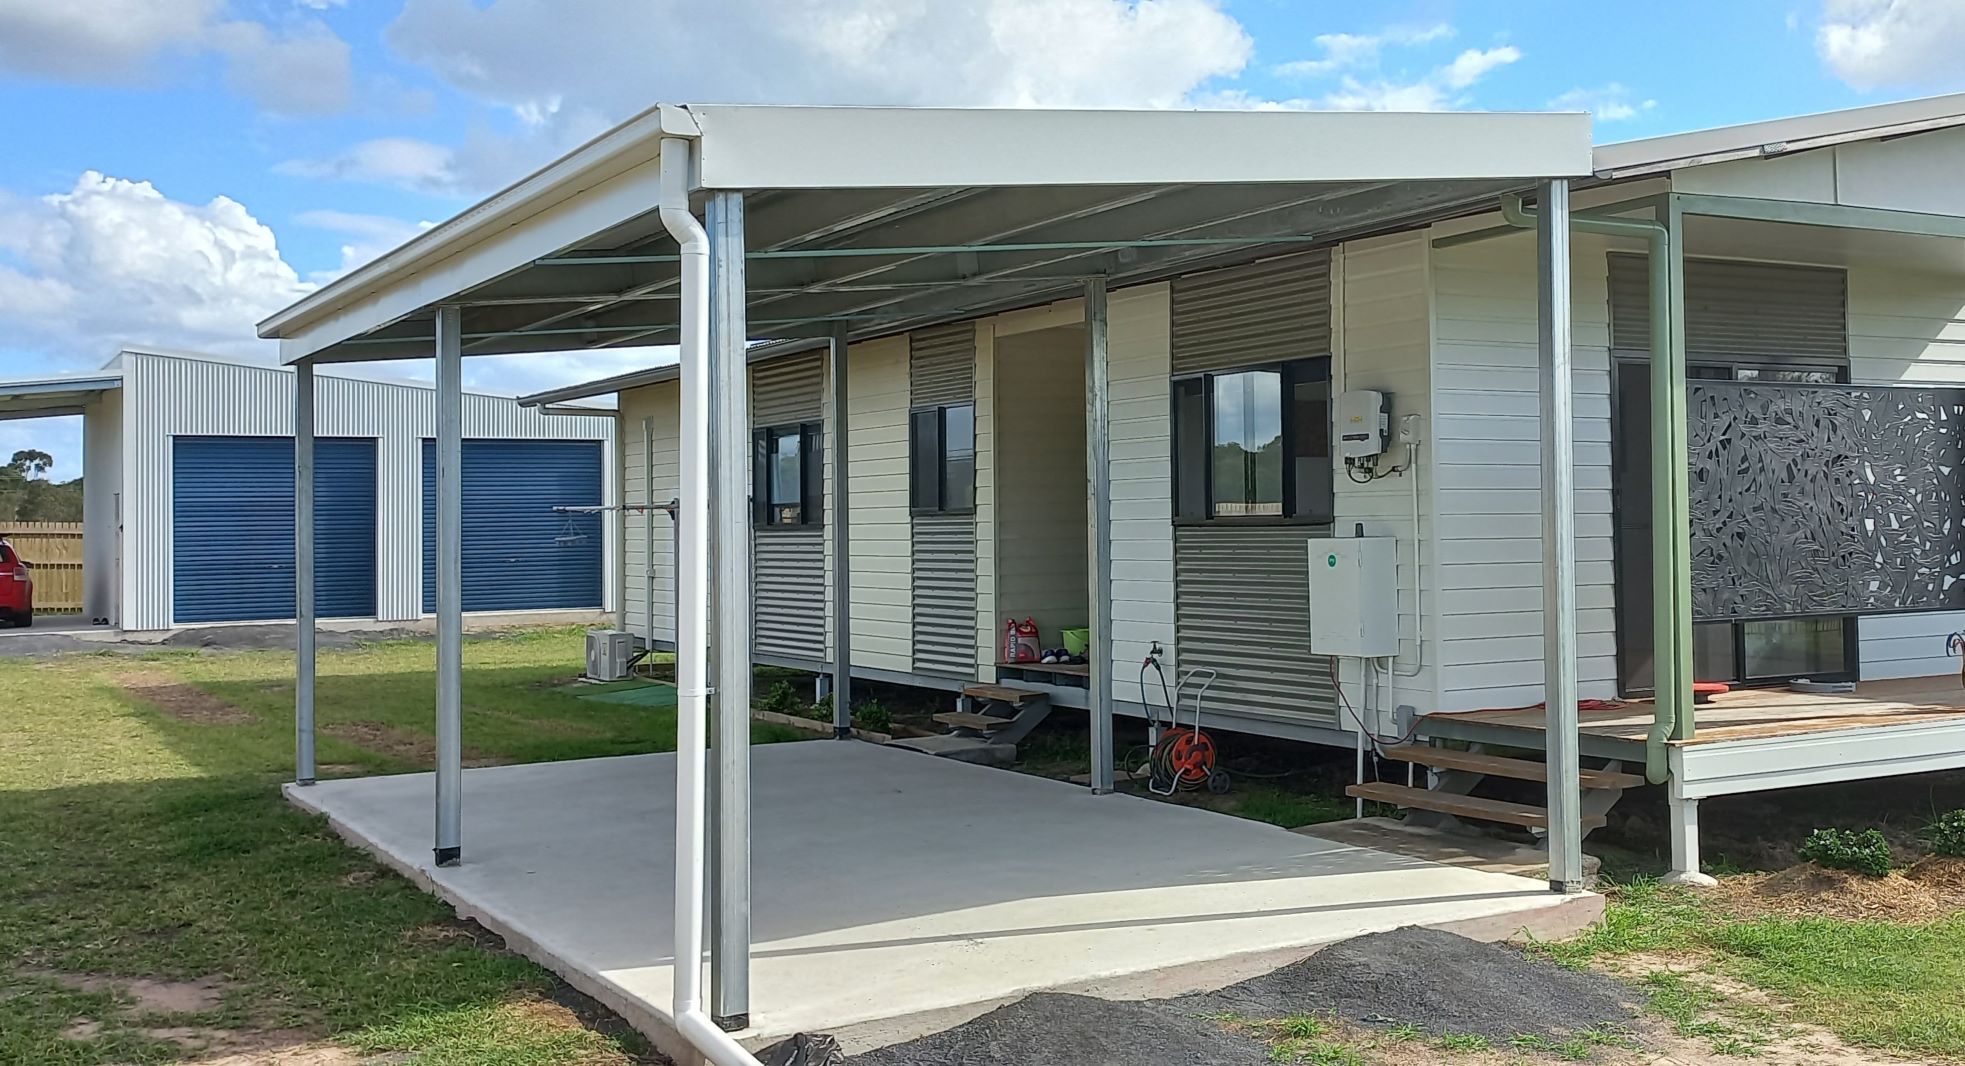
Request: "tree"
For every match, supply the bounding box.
[0,449,81,522]
[8,450,53,478]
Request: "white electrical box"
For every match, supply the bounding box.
[1307,537,1399,658]
[1336,389,1390,460]
[585,629,635,682]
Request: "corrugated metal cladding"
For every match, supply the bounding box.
[908,324,979,677]
[115,351,614,631]
[1609,254,1849,365]
[1171,250,1333,375]
[752,352,825,427]
[909,323,976,408]
[419,439,605,613]
[1173,526,1336,724]
[171,437,377,623]
[751,351,828,663]
[755,530,826,662]
[911,514,978,677]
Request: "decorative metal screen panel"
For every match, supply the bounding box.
[1688,381,1965,620]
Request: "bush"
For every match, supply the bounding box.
[853,700,891,734]
[1924,810,1965,858]
[1799,827,1895,877]
[756,680,801,715]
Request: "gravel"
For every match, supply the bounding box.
[824,927,1639,1065]
[1186,926,1638,1042]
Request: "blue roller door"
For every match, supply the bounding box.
[421,439,603,613]
[173,436,378,623]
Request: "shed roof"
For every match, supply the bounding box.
[0,370,122,421]
[258,104,1593,365]
[1594,92,1965,179]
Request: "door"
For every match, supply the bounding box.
[420,439,604,614]
[172,436,377,623]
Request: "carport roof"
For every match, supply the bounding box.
[0,370,121,421]
[259,103,1592,365]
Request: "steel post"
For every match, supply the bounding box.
[1536,180,1585,894]
[830,326,854,737]
[433,305,464,867]
[294,362,317,786]
[1084,278,1115,793]
[706,190,752,1031]
[1664,198,1696,743]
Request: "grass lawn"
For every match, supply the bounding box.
[0,627,804,1065]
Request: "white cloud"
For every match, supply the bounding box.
[1548,83,1658,122]
[1818,0,1965,89]
[1274,23,1453,78]
[0,0,353,115]
[0,172,312,368]
[276,137,462,194]
[293,209,434,283]
[295,0,1254,195]
[1317,46,1523,112]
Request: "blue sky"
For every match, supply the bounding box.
[1,0,1960,478]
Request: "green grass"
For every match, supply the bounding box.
[0,627,804,1064]
[1545,879,1965,1060]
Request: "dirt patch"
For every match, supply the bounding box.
[340,868,379,887]
[1709,856,1965,922]
[114,671,257,725]
[401,919,505,951]
[476,707,603,736]
[33,969,233,1014]
[322,721,504,766]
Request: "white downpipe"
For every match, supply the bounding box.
[659,136,764,1066]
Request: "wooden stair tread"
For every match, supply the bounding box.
[1346,782,1607,830]
[935,711,1017,731]
[961,683,1047,705]
[1382,745,1644,790]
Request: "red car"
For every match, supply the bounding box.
[0,538,32,628]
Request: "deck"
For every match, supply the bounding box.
[1421,675,1965,799]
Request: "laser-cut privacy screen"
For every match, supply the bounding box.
[1688,382,1965,621]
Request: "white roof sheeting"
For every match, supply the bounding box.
[259,103,1594,366]
[1595,92,1965,179]
[0,370,122,420]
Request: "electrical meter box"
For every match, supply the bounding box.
[1336,389,1390,460]
[1307,537,1399,658]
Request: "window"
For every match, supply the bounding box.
[751,423,822,527]
[909,403,975,514]
[1173,358,1332,523]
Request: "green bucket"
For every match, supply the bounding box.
[1061,627,1091,656]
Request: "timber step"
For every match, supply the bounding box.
[1346,782,1608,831]
[1382,745,1645,790]
[960,683,1048,707]
[934,711,1018,732]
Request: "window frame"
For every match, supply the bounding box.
[1171,356,1332,527]
[751,421,824,530]
[908,401,977,517]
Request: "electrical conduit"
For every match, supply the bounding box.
[659,135,766,1066]
[1499,194,1679,785]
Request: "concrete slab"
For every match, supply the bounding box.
[286,741,1602,1058]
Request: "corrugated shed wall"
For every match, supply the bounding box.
[1168,252,1338,725]
[909,324,979,678]
[118,351,615,631]
[846,337,914,673]
[752,351,828,663]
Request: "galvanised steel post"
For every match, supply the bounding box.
[1085,277,1116,794]
[433,304,464,867]
[829,325,854,738]
[1536,179,1585,894]
[294,361,317,786]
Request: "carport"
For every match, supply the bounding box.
[259,104,1595,1064]
[0,369,123,626]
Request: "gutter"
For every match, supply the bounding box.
[1499,194,1680,785]
[657,135,766,1066]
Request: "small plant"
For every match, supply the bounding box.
[852,699,891,733]
[803,699,832,722]
[1799,827,1895,878]
[1382,1023,1425,1043]
[1924,810,1965,857]
[756,680,801,715]
[1437,1032,1492,1052]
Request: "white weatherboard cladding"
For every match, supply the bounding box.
[117,351,615,632]
[1105,283,1175,709]
[1332,233,1440,729]
[973,324,996,680]
[1847,259,1965,679]
[846,337,913,673]
[619,382,680,649]
[1428,230,1618,711]
[752,352,828,664]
